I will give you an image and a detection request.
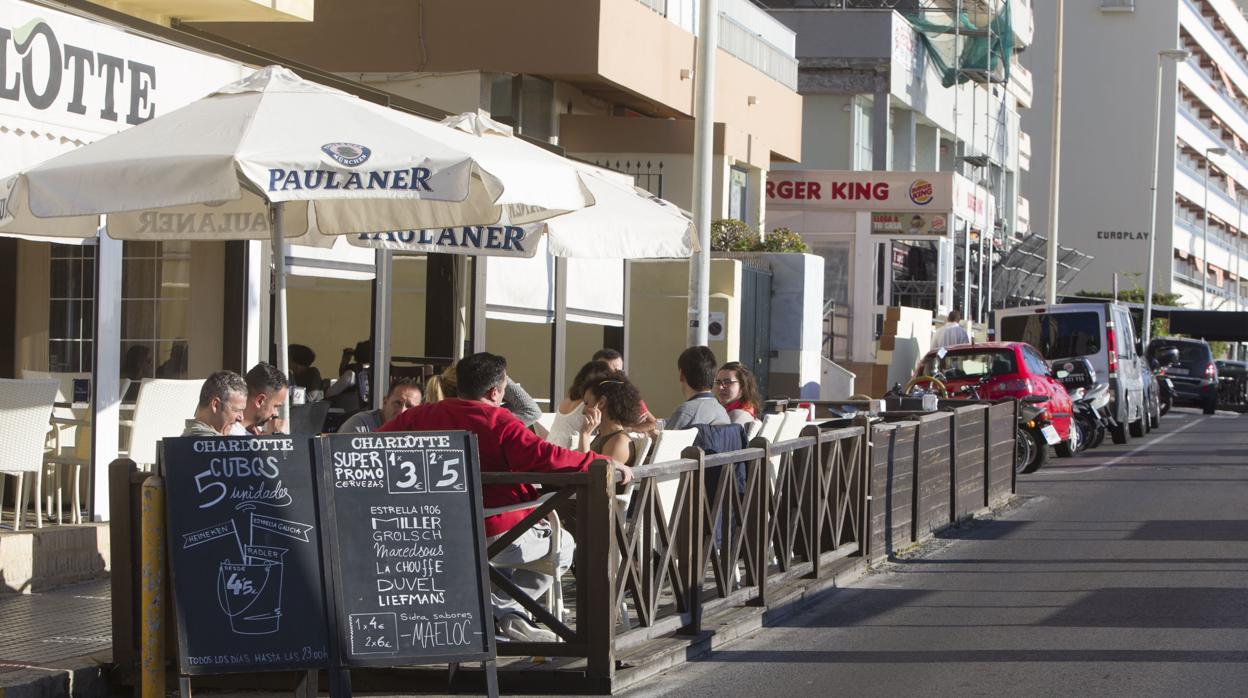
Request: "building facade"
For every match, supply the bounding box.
[1024,0,1248,310]
[760,0,1034,383]
[195,0,805,409]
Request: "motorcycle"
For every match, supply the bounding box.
[1070,383,1114,451]
[1016,394,1057,474]
[1055,358,1113,453]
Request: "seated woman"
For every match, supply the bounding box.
[715,361,763,426]
[586,375,644,467]
[546,360,615,450]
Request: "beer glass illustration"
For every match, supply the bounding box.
[217,559,284,635]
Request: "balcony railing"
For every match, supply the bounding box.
[633,0,799,90]
[719,12,799,89]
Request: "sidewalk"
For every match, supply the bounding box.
[0,579,112,697]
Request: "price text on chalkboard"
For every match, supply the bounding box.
[161,436,330,675]
[316,431,495,667]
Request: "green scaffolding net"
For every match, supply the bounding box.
[904,0,1013,88]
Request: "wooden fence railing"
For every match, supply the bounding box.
[109,403,1015,692]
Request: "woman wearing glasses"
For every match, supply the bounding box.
[715,361,763,426]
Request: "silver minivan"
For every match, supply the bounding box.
[995,303,1147,444]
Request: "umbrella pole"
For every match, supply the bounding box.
[271,203,291,427]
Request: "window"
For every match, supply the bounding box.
[1022,347,1051,377]
[921,350,1015,381]
[999,311,1102,360]
[729,167,749,223]
[121,241,191,382]
[48,245,96,372]
[1100,0,1134,12]
[854,98,873,170]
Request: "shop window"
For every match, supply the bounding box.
[48,245,96,373]
[121,241,191,384]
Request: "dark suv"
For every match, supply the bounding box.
[1148,338,1217,414]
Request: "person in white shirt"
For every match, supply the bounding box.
[932,309,972,348]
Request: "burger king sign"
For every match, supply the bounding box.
[909,179,934,206]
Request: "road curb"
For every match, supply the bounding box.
[0,651,111,698]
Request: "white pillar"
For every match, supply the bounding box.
[687,0,719,347]
[90,227,122,521]
[245,240,264,369]
[372,249,393,409]
[270,205,290,425]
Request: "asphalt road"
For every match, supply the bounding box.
[622,407,1248,698]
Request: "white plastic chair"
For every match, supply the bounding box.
[533,412,558,439]
[768,409,810,486]
[745,419,763,442]
[648,428,699,528]
[0,379,59,530]
[21,370,88,523]
[123,379,204,469]
[756,412,783,444]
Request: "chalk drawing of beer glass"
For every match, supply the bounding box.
[217,560,283,635]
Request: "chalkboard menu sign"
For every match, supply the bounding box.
[315,431,495,667]
[161,436,330,675]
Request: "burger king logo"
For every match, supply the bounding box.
[909,179,934,205]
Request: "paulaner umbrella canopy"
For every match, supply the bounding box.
[352,113,695,259]
[0,66,599,420]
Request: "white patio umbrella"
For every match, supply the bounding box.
[0,66,598,420]
[351,114,696,259]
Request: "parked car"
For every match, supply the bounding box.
[913,342,1076,457]
[1215,359,1248,407]
[995,302,1147,444]
[1147,338,1217,414]
[1152,347,1179,416]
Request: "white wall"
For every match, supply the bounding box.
[1022,0,1180,296]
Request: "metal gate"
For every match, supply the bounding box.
[740,264,773,398]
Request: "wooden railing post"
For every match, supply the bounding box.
[584,459,617,684]
[853,416,872,559]
[748,438,770,607]
[802,426,824,578]
[678,448,705,635]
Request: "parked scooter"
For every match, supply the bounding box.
[1016,395,1057,474]
[1072,383,1114,451]
[1055,358,1113,453]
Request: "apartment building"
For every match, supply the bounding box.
[1025,0,1248,310]
[760,0,1034,376]
[195,0,803,406]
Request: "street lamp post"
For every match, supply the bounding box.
[1203,146,1227,311]
[1239,196,1245,358]
[1143,49,1191,349]
[1045,0,1065,304]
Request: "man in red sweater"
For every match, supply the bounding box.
[380,352,633,644]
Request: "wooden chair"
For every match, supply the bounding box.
[0,379,59,530]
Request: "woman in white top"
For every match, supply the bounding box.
[546,360,616,450]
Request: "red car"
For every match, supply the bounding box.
[912,341,1075,454]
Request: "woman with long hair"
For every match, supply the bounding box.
[585,374,643,467]
[715,361,763,425]
[545,360,616,450]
